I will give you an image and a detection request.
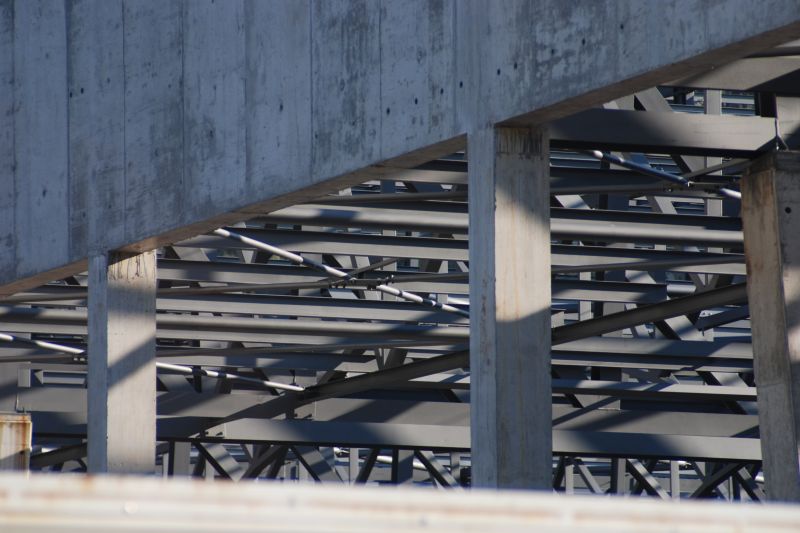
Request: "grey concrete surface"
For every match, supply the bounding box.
[87,251,156,474]
[468,126,551,489]
[742,151,800,502]
[0,413,30,470]
[2,0,800,294]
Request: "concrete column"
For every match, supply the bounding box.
[0,413,31,470]
[468,126,551,489]
[87,250,157,474]
[741,151,800,501]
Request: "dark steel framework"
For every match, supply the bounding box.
[3,48,800,499]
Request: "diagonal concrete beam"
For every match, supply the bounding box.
[3,0,800,295]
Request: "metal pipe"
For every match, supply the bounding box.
[0,332,304,392]
[159,270,468,296]
[307,191,466,204]
[1,251,742,305]
[718,187,742,200]
[587,150,742,200]
[213,228,469,317]
[251,205,743,246]
[0,307,469,342]
[156,339,463,358]
[155,361,305,392]
[588,150,692,188]
[0,333,84,355]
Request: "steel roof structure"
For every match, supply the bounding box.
[2,0,800,504]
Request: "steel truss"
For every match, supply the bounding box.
[4,77,799,500]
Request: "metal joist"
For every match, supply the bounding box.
[549,108,776,157]
[252,204,743,246]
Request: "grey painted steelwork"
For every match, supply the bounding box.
[2,0,800,505]
[214,227,469,317]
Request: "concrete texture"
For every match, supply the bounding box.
[469,127,551,489]
[2,0,800,294]
[0,413,30,470]
[742,151,800,502]
[87,251,156,474]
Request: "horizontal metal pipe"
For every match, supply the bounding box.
[0,281,743,346]
[2,255,742,305]
[4,278,675,308]
[156,340,459,358]
[587,150,692,188]
[0,287,747,372]
[180,229,746,269]
[156,362,304,392]
[0,333,83,356]
[255,204,743,246]
[359,162,736,193]
[587,150,742,200]
[718,187,742,200]
[0,283,745,350]
[0,306,470,342]
[0,332,304,392]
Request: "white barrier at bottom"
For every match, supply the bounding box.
[0,472,798,532]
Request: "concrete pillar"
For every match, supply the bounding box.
[87,250,157,474]
[741,151,800,501]
[0,413,31,470]
[468,126,551,489]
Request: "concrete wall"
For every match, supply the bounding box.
[2,0,800,294]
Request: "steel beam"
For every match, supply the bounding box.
[254,204,743,246]
[552,284,747,345]
[550,108,775,157]
[668,56,800,94]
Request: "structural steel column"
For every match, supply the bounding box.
[741,151,800,501]
[468,126,551,489]
[87,251,157,473]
